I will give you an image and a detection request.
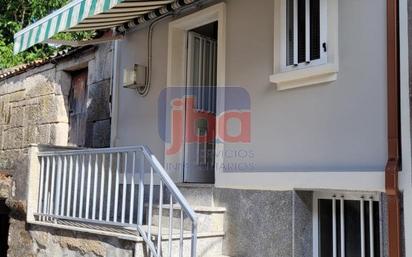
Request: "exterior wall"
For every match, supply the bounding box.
[0,64,69,200]
[213,189,311,257]
[85,44,113,148]
[114,0,388,191]
[114,20,171,160]
[0,44,113,257]
[30,226,135,257]
[212,188,388,257]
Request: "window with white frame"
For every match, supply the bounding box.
[271,0,338,90]
[283,0,327,70]
[313,192,381,257]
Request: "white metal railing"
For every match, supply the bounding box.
[28,145,197,257]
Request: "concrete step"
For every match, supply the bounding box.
[176,183,215,206]
[135,225,224,257]
[142,225,224,239]
[148,204,226,233]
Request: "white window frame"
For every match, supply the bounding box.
[271,0,339,91]
[312,191,382,257]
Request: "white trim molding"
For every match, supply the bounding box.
[270,63,338,91]
[271,0,339,91]
[165,3,226,182]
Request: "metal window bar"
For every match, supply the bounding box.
[32,146,198,257]
[287,0,322,67]
[369,198,375,257]
[328,195,378,257]
[340,196,345,257]
[361,197,366,257]
[332,196,337,257]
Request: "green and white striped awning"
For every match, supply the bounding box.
[14,0,185,54]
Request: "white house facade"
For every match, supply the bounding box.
[8,0,412,256]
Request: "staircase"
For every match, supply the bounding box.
[148,184,227,257]
[176,184,229,257]
[27,145,230,257]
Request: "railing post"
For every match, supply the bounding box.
[191,222,198,257]
[137,151,144,225]
[27,144,40,223]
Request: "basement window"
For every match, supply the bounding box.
[271,0,339,90]
[313,192,381,257]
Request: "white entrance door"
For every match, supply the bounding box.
[184,31,217,183]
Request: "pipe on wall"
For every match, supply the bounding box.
[385,0,402,256]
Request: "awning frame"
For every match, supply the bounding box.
[14,0,194,54]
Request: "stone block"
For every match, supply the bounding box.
[25,104,42,125]
[7,90,26,103]
[56,49,94,72]
[30,226,136,257]
[0,149,24,171]
[9,105,25,128]
[87,59,97,85]
[0,81,24,97]
[23,125,37,146]
[0,125,3,149]
[25,75,55,98]
[91,119,111,148]
[24,124,51,146]
[38,95,69,124]
[8,218,36,257]
[6,63,55,86]
[58,234,106,256]
[3,127,23,149]
[87,80,111,122]
[88,44,113,84]
[50,123,69,146]
[0,173,12,199]
[55,71,72,96]
[0,97,11,126]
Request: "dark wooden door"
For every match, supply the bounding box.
[68,69,88,147]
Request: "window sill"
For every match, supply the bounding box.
[270,64,338,91]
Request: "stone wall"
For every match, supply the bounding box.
[85,43,112,148]
[213,189,312,257]
[30,226,135,257]
[0,44,113,257]
[0,70,68,178]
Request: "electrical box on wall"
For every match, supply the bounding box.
[123,64,147,89]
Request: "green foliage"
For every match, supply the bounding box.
[0,0,93,69]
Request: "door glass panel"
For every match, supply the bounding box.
[184,25,218,183]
